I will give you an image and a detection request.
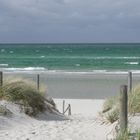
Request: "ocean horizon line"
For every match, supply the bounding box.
[1,42,140,45]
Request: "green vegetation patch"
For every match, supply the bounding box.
[102,84,140,123]
[102,97,117,113]
[116,131,129,140]
[128,85,140,114]
[0,105,12,116]
[102,97,119,123]
[0,78,52,116]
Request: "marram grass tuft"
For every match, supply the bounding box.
[0,77,51,116]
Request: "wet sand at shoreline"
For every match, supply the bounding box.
[3,71,140,99]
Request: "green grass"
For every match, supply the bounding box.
[128,84,140,114]
[105,108,119,123]
[102,84,140,123]
[115,130,140,140]
[102,97,119,123]
[136,129,140,140]
[0,105,12,116]
[116,131,129,140]
[102,97,116,113]
[101,84,140,139]
[0,77,54,116]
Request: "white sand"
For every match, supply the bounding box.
[1,99,139,140]
[0,99,116,140]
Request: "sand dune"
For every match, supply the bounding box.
[0,99,139,140]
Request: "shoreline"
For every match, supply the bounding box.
[2,68,140,74]
[2,70,140,99]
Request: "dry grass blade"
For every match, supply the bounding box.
[128,84,140,114]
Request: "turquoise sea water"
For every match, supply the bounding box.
[0,43,140,72]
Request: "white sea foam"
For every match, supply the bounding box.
[40,56,45,58]
[9,51,14,54]
[0,49,5,52]
[0,64,8,67]
[93,56,140,59]
[48,56,140,59]
[0,67,46,72]
[45,70,128,75]
[23,67,46,71]
[125,62,139,65]
[1,67,140,75]
[36,50,39,52]
[75,64,80,67]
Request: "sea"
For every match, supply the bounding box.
[0,43,140,73]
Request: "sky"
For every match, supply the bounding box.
[0,0,140,43]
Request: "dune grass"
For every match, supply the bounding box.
[0,105,12,116]
[136,129,140,140]
[102,84,140,123]
[115,129,140,140]
[105,108,119,123]
[128,84,140,114]
[102,84,140,140]
[102,97,119,123]
[102,97,116,113]
[0,77,54,116]
[116,131,129,140]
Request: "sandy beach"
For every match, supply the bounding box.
[0,99,140,140]
[4,71,140,99]
[0,99,115,140]
[0,98,140,140]
[0,71,140,140]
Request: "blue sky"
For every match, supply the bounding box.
[0,0,140,43]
